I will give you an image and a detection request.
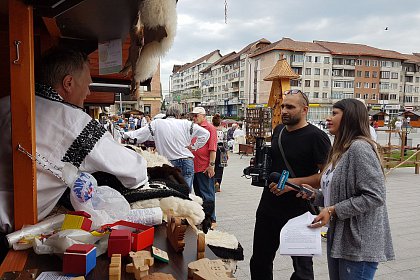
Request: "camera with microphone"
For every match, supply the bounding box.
[242,137,272,187]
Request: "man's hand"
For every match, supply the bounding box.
[269,182,295,196]
[186,145,194,151]
[204,166,215,178]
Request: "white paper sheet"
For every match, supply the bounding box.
[280,211,322,256]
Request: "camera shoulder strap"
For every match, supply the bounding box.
[278,126,296,178]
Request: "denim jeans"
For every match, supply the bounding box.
[170,158,194,192]
[193,172,216,221]
[327,231,378,280]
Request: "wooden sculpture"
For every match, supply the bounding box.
[109,254,122,280]
[141,273,176,280]
[197,232,205,260]
[264,55,300,129]
[188,258,236,280]
[166,213,187,253]
[126,251,154,280]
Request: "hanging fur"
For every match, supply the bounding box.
[120,13,144,96]
[134,0,177,82]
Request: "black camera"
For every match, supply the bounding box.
[243,137,272,187]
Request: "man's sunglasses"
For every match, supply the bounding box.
[283,89,309,106]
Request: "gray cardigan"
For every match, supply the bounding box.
[314,140,395,262]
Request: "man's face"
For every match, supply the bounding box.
[64,62,92,107]
[192,113,206,124]
[280,94,308,126]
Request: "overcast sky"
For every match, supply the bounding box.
[160,0,420,94]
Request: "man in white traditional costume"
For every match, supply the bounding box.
[0,47,148,235]
[123,103,210,191]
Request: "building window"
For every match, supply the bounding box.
[314,68,320,75]
[305,80,311,87]
[344,59,355,66]
[391,72,398,79]
[306,56,312,62]
[372,60,379,67]
[357,71,362,77]
[390,94,397,100]
[356,59,363,65]
[292,67,302,75]
[323,81,329,88]
[372,93,377,99]
[372,71,378,78]
[305,68,312,75]
[240,81,244,88]
[356,82,361,88]
[333,81,343,88]
[363,94,369,99]
[365,71,370,78]
[323,69,329,76]
[314,56,321,63]
[324,57,330,64]
[314,80,320,87]
[355,93,361,98]
[344,70,355,77]
[291,54,304,62]
[380,82,389,90]
[344,81,354,88]
[381,71,390,79]
[364,82,369,88]
[313,92,319,98]
[372,83,377,89]
[332,69,342,77]
[364,60,370,66]
[322,92,328,98]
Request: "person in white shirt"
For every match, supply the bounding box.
[124,104,210,191]
[0,47,148,235]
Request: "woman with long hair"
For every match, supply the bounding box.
[298,99,394,279]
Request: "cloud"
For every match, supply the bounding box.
[160,0,420,94]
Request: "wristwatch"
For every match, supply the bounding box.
[209,161,215,167]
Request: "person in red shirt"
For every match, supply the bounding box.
[190,107,218,223]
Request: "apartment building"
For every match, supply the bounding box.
[170,50,222,112]
[200,39,271,117]
[170,38,420,122]
[250,38,333,120]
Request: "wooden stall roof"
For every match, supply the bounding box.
[84,91,116,106]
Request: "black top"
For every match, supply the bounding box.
[258,123,331,214]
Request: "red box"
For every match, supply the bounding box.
[63,244,96,276]
[103,220,154,252]
[108,229,132,257]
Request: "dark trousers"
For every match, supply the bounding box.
[0,232,8,265]
[250,208,314,280]
[193,172,216,221]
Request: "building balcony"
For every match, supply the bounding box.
[405,71,415,76]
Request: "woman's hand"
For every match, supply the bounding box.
[308,206,335,228]
[295,184,316,200]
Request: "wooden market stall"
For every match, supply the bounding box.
[402,110,420,128]
[0,0,177,274]
[368,110,387,127]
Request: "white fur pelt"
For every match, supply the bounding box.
[131,194,205,227]
[128,145,172,167]
[205,230,239,250]
[136,0,177,82]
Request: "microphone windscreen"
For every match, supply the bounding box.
[269,172,281,183]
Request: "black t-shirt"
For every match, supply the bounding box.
[258,123,331,214]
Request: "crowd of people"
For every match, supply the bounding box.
[0,45,395,280]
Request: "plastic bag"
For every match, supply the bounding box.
[68,169,130,228]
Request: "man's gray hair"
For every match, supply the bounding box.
[37,46,88,88]
[166,103,183,118]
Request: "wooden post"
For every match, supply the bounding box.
[9,0,37,230]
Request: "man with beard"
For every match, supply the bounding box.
[250,90,331,280]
